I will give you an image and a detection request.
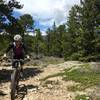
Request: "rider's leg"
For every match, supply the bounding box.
[20,61,24,78]
[12,61,15,68]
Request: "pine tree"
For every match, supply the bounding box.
[45,28,52,56]
[80,0,98,56]
[50,22,62,57]
[57,24,66,57]
[34,29,44,57]
[0,0,22,40]
[65,5,82,60]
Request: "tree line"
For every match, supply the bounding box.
[0,0,100,61]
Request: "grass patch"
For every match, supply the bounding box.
[79,63,90,69]
[40,63,100,91]
[63,67,100,91]
[40,73,64,81]
[67,84,82,91]
[75,95,90,100]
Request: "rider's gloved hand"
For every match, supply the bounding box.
[26,55,30,59]
[3,54,7,58]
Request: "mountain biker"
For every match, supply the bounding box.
[3,34,30,76]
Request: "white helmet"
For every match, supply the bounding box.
[14,34,22,41]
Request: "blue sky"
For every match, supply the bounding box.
[13,0,80,34]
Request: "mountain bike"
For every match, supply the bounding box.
[10,59,25,100]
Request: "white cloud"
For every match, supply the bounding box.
[16,0,80,30]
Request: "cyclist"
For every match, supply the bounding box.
[3,34,30,76]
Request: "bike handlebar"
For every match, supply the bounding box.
[12,59,24,61]
[11,58,29,62]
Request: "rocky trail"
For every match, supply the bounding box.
[0,58,100,100]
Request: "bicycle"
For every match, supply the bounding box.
[10,59,26,100]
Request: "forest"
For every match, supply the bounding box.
[0,0,100,61]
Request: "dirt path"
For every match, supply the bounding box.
[0,61,99,100]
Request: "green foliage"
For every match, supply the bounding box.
[63,0,100,61]
[24,35,35,52]
[49,22,61,56]
[34,29,45,56]
[18,14,34,40]
[0,0,100,61]
[75,95,90,100]
[66,52,83,60]
[0,0,22,27]
[0,35,10,54]
[0,0,23,40]
[45,23,67,57]
[0,0,35,52]
[6,21,25,40]
[19,14,34,30]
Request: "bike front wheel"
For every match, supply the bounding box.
[11,69,18,100]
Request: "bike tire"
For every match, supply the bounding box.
[11,70,17,100]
